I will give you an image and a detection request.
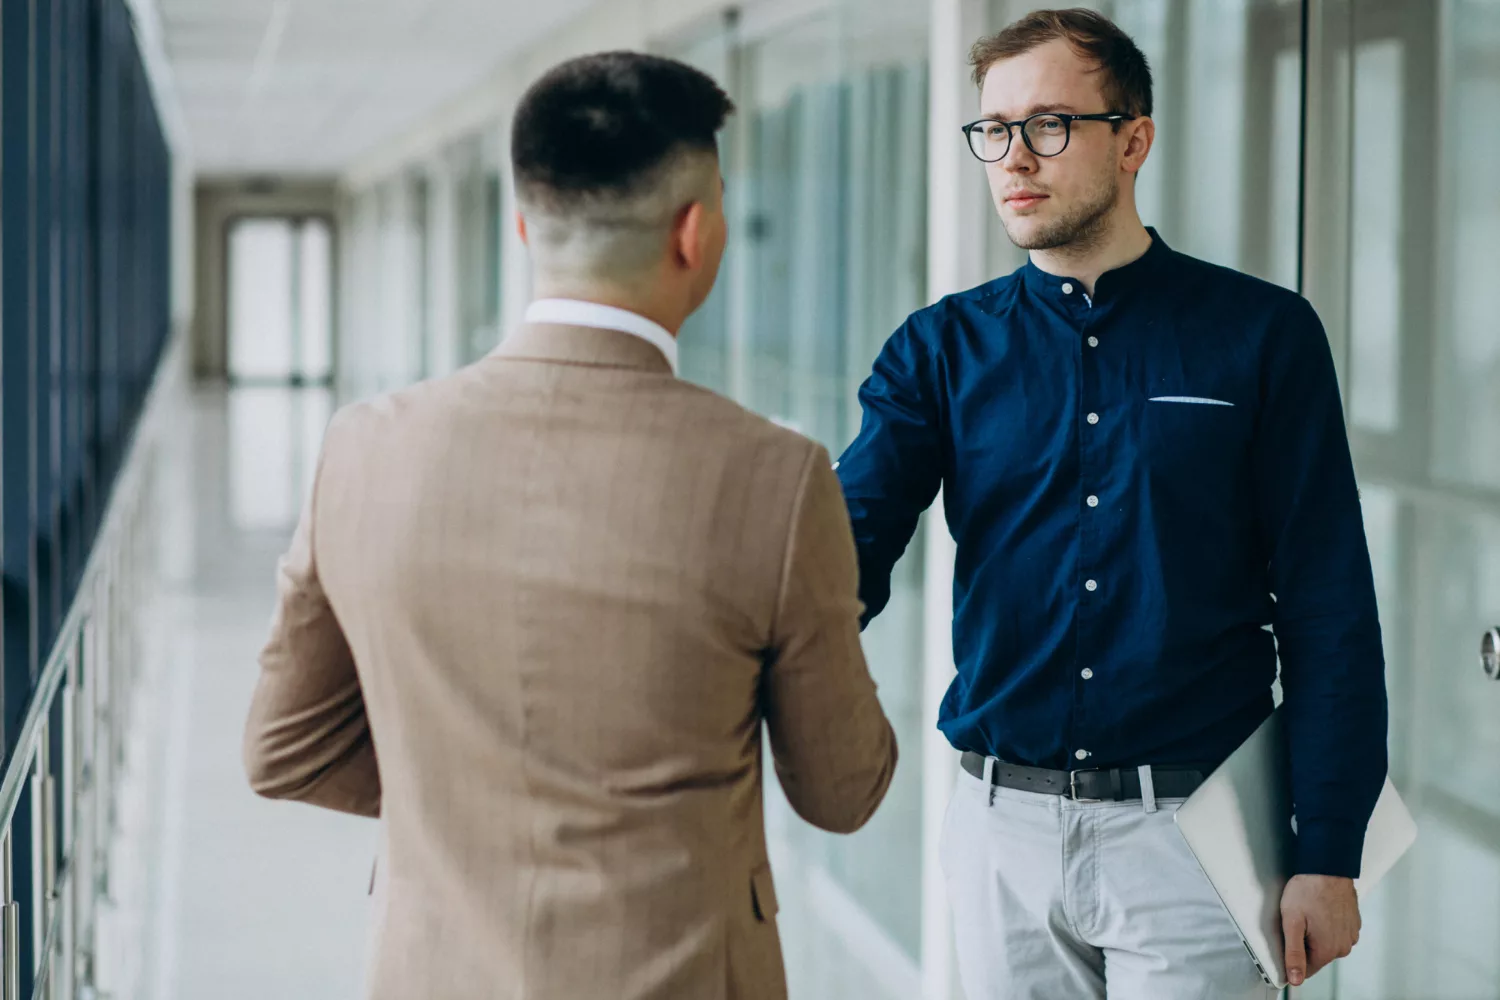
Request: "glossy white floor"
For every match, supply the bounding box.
[137,384,376,1000]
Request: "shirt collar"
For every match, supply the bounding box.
[522,299,679,375]
[1021,227,1172,301]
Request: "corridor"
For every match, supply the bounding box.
[0,0,1496,997]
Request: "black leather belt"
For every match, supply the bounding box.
[960,751,1213,802]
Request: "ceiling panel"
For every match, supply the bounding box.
[158,0,598,175]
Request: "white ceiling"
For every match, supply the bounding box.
[158,0,597,176]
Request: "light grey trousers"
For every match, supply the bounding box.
[941,765,1279,1000]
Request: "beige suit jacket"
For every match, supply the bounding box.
[243,322,898,1000]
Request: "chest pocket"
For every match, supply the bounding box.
[1142,396,1252,478]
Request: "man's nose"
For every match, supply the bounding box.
[1000,138,1038,173]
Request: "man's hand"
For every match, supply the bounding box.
[1281,874,1361,986]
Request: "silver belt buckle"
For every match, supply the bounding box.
[1068,770,1103,803]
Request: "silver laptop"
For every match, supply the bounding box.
[1173,708,1418,989]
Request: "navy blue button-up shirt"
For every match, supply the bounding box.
[837,232,1388,877]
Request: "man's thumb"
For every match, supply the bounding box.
[1284,910,1308,987]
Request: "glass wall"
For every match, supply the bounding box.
[668,3,931,996]
[983,0,1304,289]
[1429,1,1500,495]
[672,22,737,396]
[1,0,172,992]
[451,135,505,365]
[2,0,171,717]
[339,125,505,400]
[1300,2,1500,997]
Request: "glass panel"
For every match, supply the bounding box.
[742,18,837,429]
[1267,48,1303,292]
[1431,0,1500,491]
[297,219,334,382]
[983,0,1303,286]
[376,181,413,390]
[486,166,502,339]
[228,219,296,381]
[452,135,504,365]
[1332,500,1500,999]
[1348,40,1405,434]
[666,23,736,395]
[722,5,931,991]
[1407,506,1500,841]
[341,192,383,401]
[1328,3,1500,994]
[408,174,432,381]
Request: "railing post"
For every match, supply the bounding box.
[37,728,56,1000]
[61,647,79,1000]
[3,829,18,1000]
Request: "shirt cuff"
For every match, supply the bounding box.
[1294,819,1367,878]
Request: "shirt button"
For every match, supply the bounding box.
[1087,412,1099,425]
[1075,749,1090,761]
[1087,495,1099,508]
[1062,282,1075,295]
[1081,668,1094,680]
[1088,336,1099,348]
[1085,579,1098,592]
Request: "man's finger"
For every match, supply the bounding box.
[1304,922,1350,979]
[1283,910,1308,987]
[1305,932,1331,980]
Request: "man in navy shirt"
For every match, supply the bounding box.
[837,9,1387,998]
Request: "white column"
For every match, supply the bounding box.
[922,3,985,998]
[928,0,989,303]
[920,499,959,1000]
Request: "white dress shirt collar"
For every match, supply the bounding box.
[523,298,679,375]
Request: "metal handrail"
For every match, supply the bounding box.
[0,331,182,1000]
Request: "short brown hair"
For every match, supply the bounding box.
[969,8,1153,118]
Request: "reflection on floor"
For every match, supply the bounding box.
[148,385,374,1000]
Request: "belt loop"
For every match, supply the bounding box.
[1138,765,1158,814]
[984,757,998,806]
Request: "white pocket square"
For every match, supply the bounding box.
[1149,396,1234,407]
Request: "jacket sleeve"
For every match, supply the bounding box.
[836,316,943,626]
[763,443,898,834]
[243,416,381,818]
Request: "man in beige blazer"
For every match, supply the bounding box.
[243,51,897,1000]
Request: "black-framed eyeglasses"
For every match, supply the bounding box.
[961,112,1136,163]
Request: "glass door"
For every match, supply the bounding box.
[226,216,334,385]
[225,215,335,527]
[1301,1,1500,997]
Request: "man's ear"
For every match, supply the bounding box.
[674,201,707,272]
[516,212,530,245]
[1122,117,1155,176]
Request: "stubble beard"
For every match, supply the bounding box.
[1002,173,1120,257]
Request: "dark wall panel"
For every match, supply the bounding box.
[0,0,171,761]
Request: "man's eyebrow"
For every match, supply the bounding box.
[978,102,1085,120]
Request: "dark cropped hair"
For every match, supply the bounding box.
[970,8,1153,119]
[511,51,735,211]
